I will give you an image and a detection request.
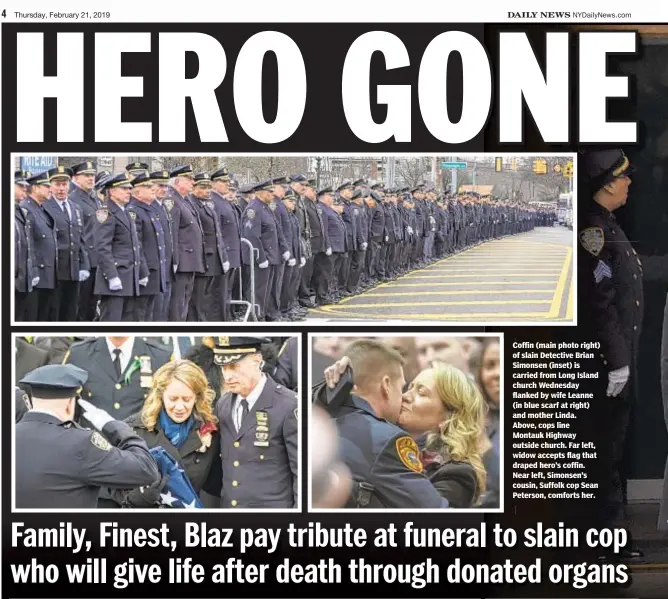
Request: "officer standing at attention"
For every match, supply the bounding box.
[94,172,149,321]
[312,188,336,306]
[21,171,58,322]
[127,173,167,322]
[149,170,175,321]
[315,340,450,509]
[241,181,282,321]
[15,364,159,509]
[279,191,305,320]
[213,337,298,508]
[69,161,100,321]
[189,172,230,321]
[44,166,90,321]
[14,171,37,321]
[579,149,643,560]
[167,165,204,322]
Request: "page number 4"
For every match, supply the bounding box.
[1,9,6,17]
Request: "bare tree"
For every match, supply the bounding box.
[220,156,309,184]
[396,157,427,187]
[158,156,221,173]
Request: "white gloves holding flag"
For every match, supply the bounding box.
[606,365,630,397]
[78,399,115,430]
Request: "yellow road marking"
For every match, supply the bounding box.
[363,289,555,297]
[417,268,562,273]
[403,274,560,278]
[382,281,559,287]
[566,280,574,320]
[310,308,550,319]
[329,299,551,308]
[547,246,573,319]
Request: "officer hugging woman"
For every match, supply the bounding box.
[13,335,300,510]
[310,334,501,510]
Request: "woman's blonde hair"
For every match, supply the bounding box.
[141,360,218,431]
[425,363,491,502]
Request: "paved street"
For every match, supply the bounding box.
[309,226,573,323]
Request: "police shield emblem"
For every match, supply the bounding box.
[246,209,256,219]
[269,202,276,211]
[96,208,109,223]
[164,198,174,212]
[395,436,423,473]
[90,431,111,451]
[579,227,604,256]
[129,211,137,220]
[218,336,229,347]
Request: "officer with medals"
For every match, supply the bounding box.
[15,364,159,509]
[149,170,175,321]
[128,173,168,322]
[44,166,90,321]
[21,171,58,321]
[14,170,38,321]
[579,149,644,560]
[212,337,298,508]
[69,161,101,321]
[313,340,450,508]
[94,172,149,321]
[189,172,230,321]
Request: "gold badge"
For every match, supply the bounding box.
[91,431,111,451]
[396,436,423,473]
[96,208,109,223]
[218,336,229,347]
[164,198,174,211]
[129,211,137,220]
[579,227,604,257]
[246,209,255,219]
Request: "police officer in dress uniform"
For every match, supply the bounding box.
[127,173,167,322]
[21,171,58,322]
[69,161,100,321]
[213,337,298,508]
[126,162,150,178]
[211,168,242,321]
[578,149,644,560]
[189,172,230,321]
[345,190,368,294]
[149,170,175,321]
[14,171,37,321]
[241,181,282,321]
[94,173,149,322]
[273,336,299,392]
[303,180,329,307]
[44,166,90,321]
[15,364,159,509]
[289,174,313,308]
[167,165,204,322]
[279,191,305,320]
[312,188,336,306]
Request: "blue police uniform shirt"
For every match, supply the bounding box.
[335,395,449,509]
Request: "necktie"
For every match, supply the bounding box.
[61,201,70,221]
[113,348,122,380]
[237,398,249,432]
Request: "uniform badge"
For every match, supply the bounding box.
[218,336,229,347]
[254,411,269,446]
[164,198,174,212]
[246,209,256,220]
[593,260,612,284]
[353,209,359,215]
[21,207,28,218]
[579,227,604,256]
[129,211,137,220]
[139,355,153,388]
[96,208,109,223]
[206,201,215,211]
[90,431,111,451]
[395,436,423,473]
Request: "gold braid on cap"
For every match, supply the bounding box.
[612,155,629,177]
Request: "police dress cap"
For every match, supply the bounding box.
[72,161,97,176]
[103,172,133,189]
[282,190,298,201]
[211,167,230,181]
[317,186,334,197]
[289,173,307,183]
[48,166,73,181]
[351,189,362,200]
[207,336,272,366]
[19,364,88,399]
[229,179,239,189]
[370,191,382,202]
[26,171,51,186]
[352,178,367,186]
[131,173,153,187]
[239,183,255,194]
[169,164,194,178]
[126,162,149,173]
[336,182,353,191]
[370,182,384,190]
[193,172,212,184]
[582,149,633,194]
[251,180,274,192]
[15,168,29,182]
[149,170,170,184]
[271,176,288,185]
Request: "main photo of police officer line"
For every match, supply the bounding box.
[13,335,299,510]
[310,335,501,510]
[13,155,568,324]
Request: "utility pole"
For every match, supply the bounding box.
[316,156,322,188]
[451,155,457,194]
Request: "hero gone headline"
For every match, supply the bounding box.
[11,521,629,590]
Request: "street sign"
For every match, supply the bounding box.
[441,162,467,169]
[19,156,57,174]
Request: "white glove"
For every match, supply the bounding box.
[407,227,413,235]
[607,365,630,397]
[282,251,291,261]
[325,248,332,256]
[173,264,178,274]
[31,277,40,287]
[258,260,269,269]
[288,258,297,267]
[109,277,123,291]
[223,261,230,273]
[361,242,368,250]
[78,398,115,431]
[139,277,149,287]
[79,270,90,282]
[385,235,389,242]
[299,257,306,267]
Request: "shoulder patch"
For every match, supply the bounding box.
[90,431,111,451]
[579,227,604,256]
[395,436,423,473]
[246,208,256,220]
[96,208,109,223]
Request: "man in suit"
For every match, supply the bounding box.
[44,166,90,321]
[213,337,298,508]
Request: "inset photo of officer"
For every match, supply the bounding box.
[13,334,301,511]
[309,334,502,511]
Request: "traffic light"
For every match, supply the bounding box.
[564,160,573,178]
[495,157,502,172]
[532,158,548,175]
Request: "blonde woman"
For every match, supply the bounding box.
[398,363,489,508]
[111,359,220,508]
